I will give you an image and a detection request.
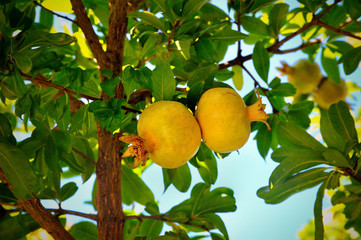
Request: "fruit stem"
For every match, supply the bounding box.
[119,134,149,168]
[246,90,271,130]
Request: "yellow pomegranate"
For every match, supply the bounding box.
[277,59,323,94]
[313,78,347,109]
[195,88,270,153]
[120,101,201,169]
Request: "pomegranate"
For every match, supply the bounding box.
[277,59,323,94]
[313,78,347,109]
[195,88,270,153]
[120,101,201,168]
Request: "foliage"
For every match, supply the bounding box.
[0,0,360,239]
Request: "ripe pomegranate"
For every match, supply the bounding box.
[120,101,201,169]
[313,78,347,109]
[277,59,323,94]
[195,88,270,153]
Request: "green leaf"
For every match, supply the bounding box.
[13,52,32,73]
[151,58,176,101]
[0,214,40,239]
[190,142,218,185]
[69,105,97,137]
[69,221,98,240]
[139,218,164,240]
[209,28,247,42]
[128,11,167,34]
[187,81,204,113]
[60,182,78,202]
[241,16,269,36]
[0,183,16,203]
[269,83,296,96]
[253,41,269,83]
[270,147,327,185]
[165,163,192,193]
[71,136,95,183]
[342,47,361,75]
[121,165,154,205]
[343,0,361,20]
[277,121,326,153]
[256,121,272,159]
[320,108,345,150]
[188,63,218,88]
[329,101,358,145]
[231,65,243,90]
[122,66,139,102]
[196,187,237,215]
[182,0,208,19]
[44,135,60,172]
[194,37,214,62]
[0,113,16,145]
[52,130,72,153]
[100,77,120,98]
[287,110,310,129]
[153,0,176,22]
[12,69,27,98]
[0,143,38,199]
[322,148,352,168]
[321,47,341,84]
[201,213,229,240]
[268,3,289,37]
[247,0,277,13]
[257,168,330,204]
[39,6,54,28]
[314,181,326,240]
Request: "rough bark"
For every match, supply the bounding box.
[0,169,75,240]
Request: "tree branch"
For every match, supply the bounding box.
[317,20,361,41]
[0,169,75,240]
[127,0,145,13]
[272,39,322,55]
[70,0,108,70]
[32,1,78,25]
[219,0,343,70]
[17,70,142,114]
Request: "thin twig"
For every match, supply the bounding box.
[72,147,97,166]
[32,1,78,25]
[167,20,182,51]
[317,20,361,41]
[17,71,142,114]
[0,202,21,207]
[273,40,322,54]
[241,64,279,114]
[5,207,98,221]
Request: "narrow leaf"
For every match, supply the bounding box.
[151,59,176,101]
[320,108,345,150]
[121,165,154,205]
[277,121,326,153]
[69,222,98,240]
[128,11,167,34]
[321,47,341,84]
[231,65,243,90]
[0,143,37,199]
[322,148,352,168]
[314,182,326,240]
[253,41,269,83]
[329,101,358,144]
[257,168,329,204]
[342,47,361,75]
[182,0,208,19]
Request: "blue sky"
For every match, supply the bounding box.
[30,0,361,239]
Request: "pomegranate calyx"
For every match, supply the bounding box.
[276,61,294,76]
[119,134,148,168]
[246,90,271,130]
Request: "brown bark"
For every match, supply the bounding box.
[70,0,129,239]
[0,169,75,240]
